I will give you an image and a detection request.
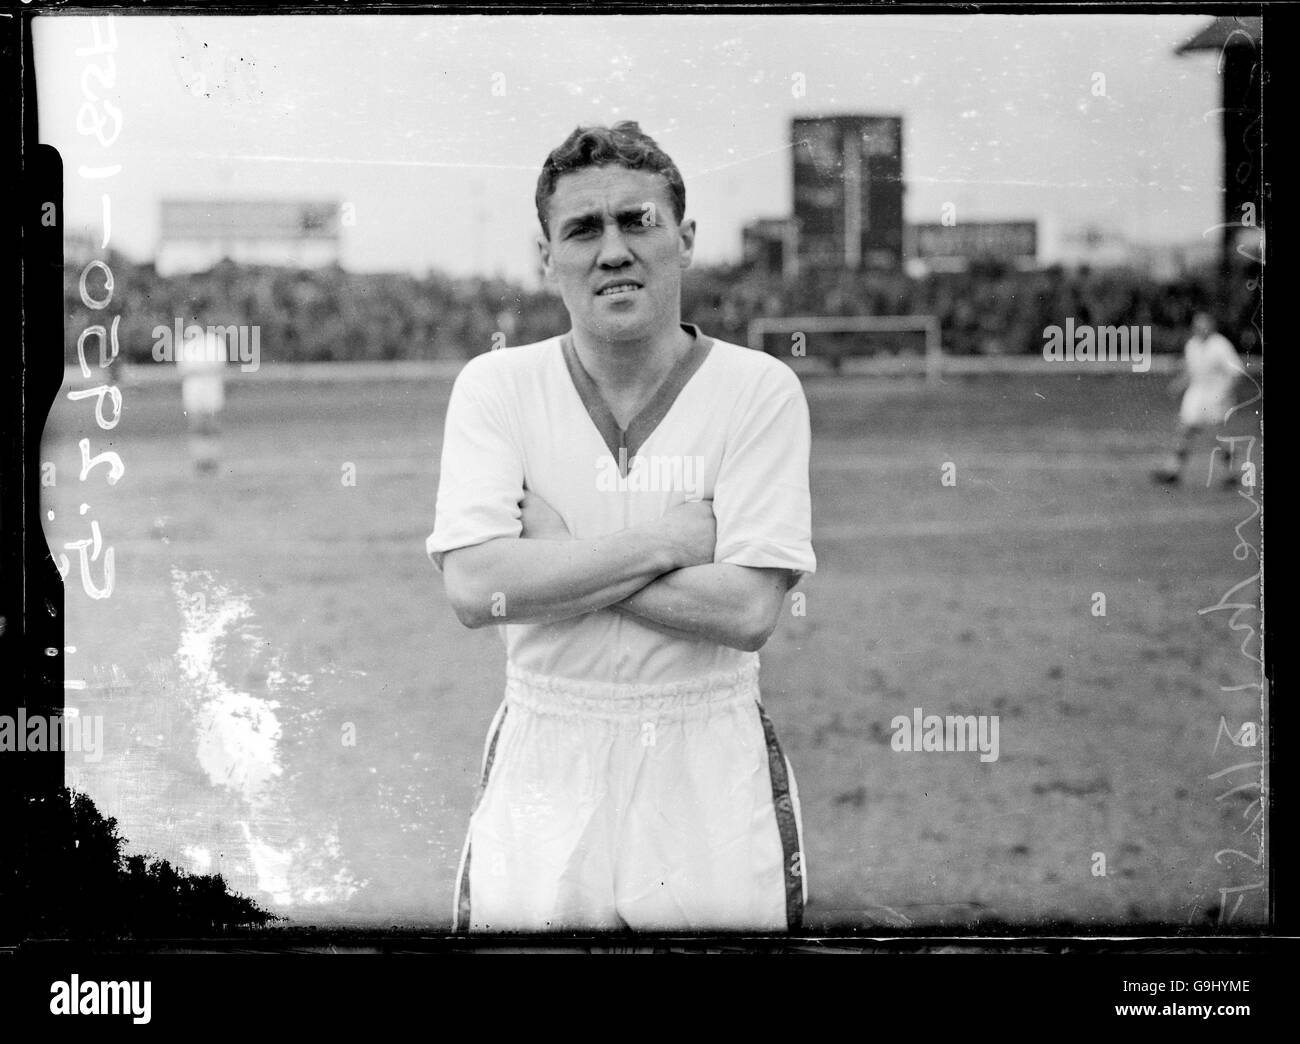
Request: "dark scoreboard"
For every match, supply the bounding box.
[791,115,904,272]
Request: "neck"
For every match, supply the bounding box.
[571,320,691,398]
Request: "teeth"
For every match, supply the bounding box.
[599,284,638,295]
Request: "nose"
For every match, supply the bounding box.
[596,222,633,268]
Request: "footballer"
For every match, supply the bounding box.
[1152,311,1248,488]
[427,122,816,932]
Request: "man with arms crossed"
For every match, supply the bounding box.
[428,122,816,932]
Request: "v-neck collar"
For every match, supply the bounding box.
[561,323,714,477]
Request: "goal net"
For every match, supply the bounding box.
[746,315,943,381]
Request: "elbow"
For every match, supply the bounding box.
[445,587,482,628]
[734,608,779,653]
[739,590,790,652]
[441,546,514,628]
[735,628,774,653]
[442,569,495,629]
[450,596,491,630]
[451,586,507,629]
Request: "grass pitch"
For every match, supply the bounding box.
[41,365,1264,930]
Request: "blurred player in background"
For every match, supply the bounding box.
[177,329,227,474]
[1152,311,1246,488]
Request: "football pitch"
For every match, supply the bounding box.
[41,366,1265,931]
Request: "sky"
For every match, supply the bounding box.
[36,11,1226,284]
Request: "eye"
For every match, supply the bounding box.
[568,225,598,239]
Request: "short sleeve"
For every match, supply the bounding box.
[426,357,525,571]
[1214,334,1245,375]
[712,364,817,578]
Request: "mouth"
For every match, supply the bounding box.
[595,281,643,297]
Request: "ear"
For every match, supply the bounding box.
[677,217,696,269]
[537,234,555,283]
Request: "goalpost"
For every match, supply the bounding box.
[747,315,944,382]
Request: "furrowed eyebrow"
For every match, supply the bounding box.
[558,207,657,234]
[558,212,602,234]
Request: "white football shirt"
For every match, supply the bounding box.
[1181,331,1245,426]
[427,323,816,686]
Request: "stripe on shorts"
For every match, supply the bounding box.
[454,704,509,933]
[756,702,804,931]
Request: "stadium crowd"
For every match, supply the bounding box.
[684,262,1258,358]
[66,254,1258,368]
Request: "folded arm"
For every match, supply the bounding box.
[441,536,667,628]
[509,489,793,651]
[440,497,715,628]
[608,563,795,652]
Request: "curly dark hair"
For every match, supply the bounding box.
[535,121,686,238]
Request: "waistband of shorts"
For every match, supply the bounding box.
[504,662,759,718]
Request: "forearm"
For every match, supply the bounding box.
[442,529,676,628]
[610,563,788,652]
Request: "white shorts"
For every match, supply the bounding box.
[182,374,225,416]
[453,662,807,933]
[1179,386,1233,428]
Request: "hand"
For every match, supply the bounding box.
[657,499,716,569]
[519,490,571,540]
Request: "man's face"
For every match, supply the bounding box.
[538,165,694,343]
[1192,313,1214,339]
